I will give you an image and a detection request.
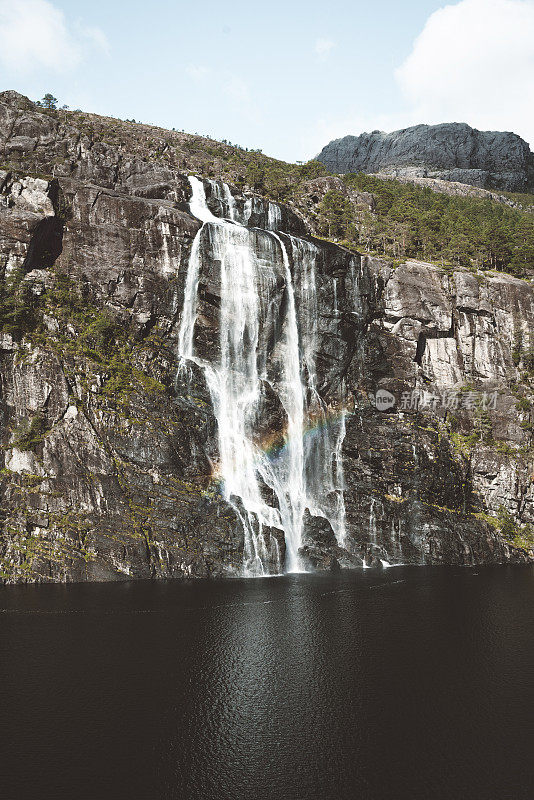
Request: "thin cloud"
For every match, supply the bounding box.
[223,74,262,124]
[315,38,335,60]
[186,64,210,81]
[395,0,534,145]
[78,23,110,57]
[184,64,261,126]
[302,110,416,161]
[305,0,534,160]
[0,0,109,74]
[223,75,250,104]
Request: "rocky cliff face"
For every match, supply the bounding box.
[0,92,532,582]
[316,123,534,192]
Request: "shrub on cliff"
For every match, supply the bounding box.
[12,415,47,452]
[36,93,58,110]
[0,270,40,337]
[496,506,534,551]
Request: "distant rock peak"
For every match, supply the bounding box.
[316,122,534,192]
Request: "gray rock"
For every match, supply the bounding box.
[0,91,532,583]
[316,123,534,192]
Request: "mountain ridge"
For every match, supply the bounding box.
[316,122,534,192]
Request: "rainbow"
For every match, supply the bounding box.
[208,402,355,482]
[255,403,353,461]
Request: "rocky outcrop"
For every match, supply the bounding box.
[371,173,534,212]
[0,92,532,582]
[316,123,534,192]
[343,257,534,565]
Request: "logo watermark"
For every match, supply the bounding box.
[371,388,499,412]
[373,389,396,411]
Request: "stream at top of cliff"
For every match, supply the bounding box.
[1,565,533,800]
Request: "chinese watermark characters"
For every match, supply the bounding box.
[398,389,498,412]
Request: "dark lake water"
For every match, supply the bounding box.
[1,566,533,800]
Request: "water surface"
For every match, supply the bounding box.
[1,566,533,799]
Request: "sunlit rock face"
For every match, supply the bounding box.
[316,123,534,192]
[0,92,532,583]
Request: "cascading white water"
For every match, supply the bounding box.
[267,201,281,231]
[390,518,402,563]
[205,223,283,575]
[189,177,220,223]
[242,196,281,231]
[289,236,347,546]
[242,196,258,228]
[267,233,306,571]
[179,189,283,575]
[197,177,237,222]
[369,497,377,543]
[178,176,348,575]
[223,184,236,221]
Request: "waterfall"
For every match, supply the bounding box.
[178,176,348,575]
[242,195,281,231]
[290,236,347,547]
[197,177,237,222]
[267,201,281,231]
[268,233,306,571]
[205,223,283,575]
[369,497,377,544]
[242,196,258,228]
[223,184,236,221]
[390,518,402,563]
[189,176,220,223]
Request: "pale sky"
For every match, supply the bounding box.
[0,0,533,161]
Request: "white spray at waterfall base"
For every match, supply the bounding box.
[177,176,348,576]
